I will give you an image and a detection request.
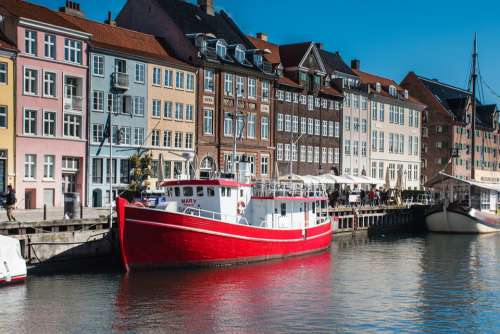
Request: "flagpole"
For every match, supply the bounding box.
[109,106,113,229]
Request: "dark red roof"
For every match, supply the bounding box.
[0,0,84,32]
[320,86,342,98]
[59,13,189,66]
[354,69,424,106]
[0,30,17,51]
[247,36,281,65]
[277,76,301,88]
[279,42,312,68]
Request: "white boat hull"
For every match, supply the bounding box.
[0,236,27,285]
[426,209,500,234]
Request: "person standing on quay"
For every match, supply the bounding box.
[4,185,17,222]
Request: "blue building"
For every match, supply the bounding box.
[62,14,171,207]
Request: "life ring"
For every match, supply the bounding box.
[237,201,246,215]
[131,201,146,208]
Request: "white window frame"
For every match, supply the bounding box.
[24,154,36,179]
[43,155,55,180]
[248,78,256,99]
[24,67,38,96]
[176,71,185,90]
[92,54,104,77]
[135,63,145,83]
[92,91,104,112]
[261,116,269,140]
[63,113,82,139]
[204,68,215,92]
[44,33,56,59]
[0,62,7,84]
[152,99,161,118]
[25,30,37,56]
[43,71,56,98]
[64,38,82,64]
[186,73,195,91]
[24,109,37,135]
[204,109,213,135]
[152,67,161,86]
[164,69,173,87]
[43,111,56,137]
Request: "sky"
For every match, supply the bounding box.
[31,0,500,105]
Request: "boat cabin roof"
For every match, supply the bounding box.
[160,179,253,188]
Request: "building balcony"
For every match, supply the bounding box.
[64,95,83,112]
[112,72,129,90]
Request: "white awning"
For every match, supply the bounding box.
[436,172,500,192]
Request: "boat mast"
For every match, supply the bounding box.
[232,90,239,175]
[471,34,477,181]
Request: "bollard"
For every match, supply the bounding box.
[43,204,47,221]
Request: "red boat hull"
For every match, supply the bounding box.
[0,275,26,285]
[116,198,332,271]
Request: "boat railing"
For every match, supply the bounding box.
[183,206,249,225]
[253,181,326,198]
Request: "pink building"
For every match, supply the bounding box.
[0,1,90,208]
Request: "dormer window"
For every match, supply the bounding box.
[314,75,321,86]
[253,54,263,67]
[235,45,246,63]
[404,89,409,99]
[216,40,227,59]
[376,82,381,93]
[389,85,397,97]
[299,71,308,82]
[200,39,207,53]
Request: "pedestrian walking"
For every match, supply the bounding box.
[4,185,17,222]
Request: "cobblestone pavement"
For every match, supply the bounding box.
[0,207,109,223]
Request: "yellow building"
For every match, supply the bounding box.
[0,34,16,192]
[147,60,197,189]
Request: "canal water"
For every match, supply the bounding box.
[1,233,499,333]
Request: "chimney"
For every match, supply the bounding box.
[105,11,116,26]
[198,0,215,16]
[351,59,360,71]
[59,0,85,18]
[316,42,323,50]
[256,32,268,42]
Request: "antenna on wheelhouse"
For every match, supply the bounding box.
[471,34,478,181]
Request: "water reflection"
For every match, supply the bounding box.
[416,234,500,333]
[113,252,333,333]
[1,233,499,333]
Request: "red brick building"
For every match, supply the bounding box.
[117,0,276,179]
[401,72,500,183]
[249,35,343,177]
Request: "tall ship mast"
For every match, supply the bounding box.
[470,35,478,181]
[424,35,500,234]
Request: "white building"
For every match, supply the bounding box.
[353,64,425,189]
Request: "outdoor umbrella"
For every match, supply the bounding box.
[157,153,164,182]
[385,166,391,190]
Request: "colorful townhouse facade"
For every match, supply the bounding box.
[117,0,276,179]
[0,30,16,193]
[249,35,343,177]
[352,62,425,189]
[146,60,197,188]
[401,72,500,184]
[60,9,196,207]
[319,51,368,178]
[1,0,90,209]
